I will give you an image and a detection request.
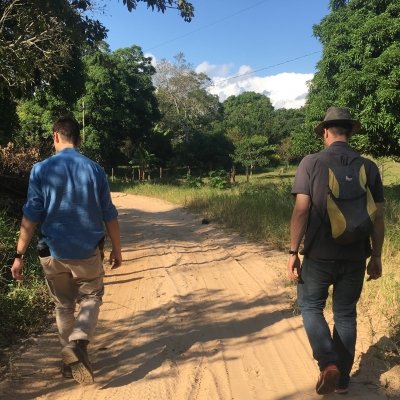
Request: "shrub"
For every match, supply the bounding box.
[0,210,52,346]
[184,174,203,188]
[208,170,230,189]
[0,280,53,346]
[0,142,40,176]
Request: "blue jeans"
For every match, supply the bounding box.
[297,257,365,386]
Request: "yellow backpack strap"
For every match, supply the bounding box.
[359,163,367,191]
[359,163,377,221]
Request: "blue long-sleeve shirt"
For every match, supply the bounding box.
[23,148,118,259]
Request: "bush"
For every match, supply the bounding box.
[0,210,52,346]
[208,170,230,189]
[0,280,53,346]
[184,174,203,188]
[0,142,40,176]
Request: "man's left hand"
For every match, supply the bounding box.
[109,249,122,269]
[367,256,382,280]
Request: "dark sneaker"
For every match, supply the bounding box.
[316,364,340,395]
[60,362,73,379]
[61,340,94,385]
[335,374,350,394]
[335,386,349,394]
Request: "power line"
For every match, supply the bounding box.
[145,0,271,52]
[207,51,321,87]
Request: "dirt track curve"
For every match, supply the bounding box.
[0,193,386,400]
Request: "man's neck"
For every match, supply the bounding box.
[55,143,75,153]
[325,136,348,147]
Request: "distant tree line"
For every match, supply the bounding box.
[0,0,399,185]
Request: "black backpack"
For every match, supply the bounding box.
[319,152,377,245]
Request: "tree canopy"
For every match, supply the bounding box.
[120,0,194,21]
[223,92,274,141]
[154,54,221,144]
[0,0,104,95]
[305,0,400,157]
[78,45,160,167]
[0,0,194,96]
[0,0,194,144]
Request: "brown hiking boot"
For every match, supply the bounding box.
[61,340,94,384]
[60,362,73,379]
[316,364,340,395]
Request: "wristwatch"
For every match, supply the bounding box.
[14,252,25,259]
[288,250,298,255]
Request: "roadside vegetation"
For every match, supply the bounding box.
[0,211,53,347]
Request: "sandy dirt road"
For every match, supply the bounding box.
[0,193,386,400]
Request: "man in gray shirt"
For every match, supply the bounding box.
[287,107,384,395]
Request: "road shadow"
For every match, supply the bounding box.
[353,329,400,398]
[0,288,295,399]
[95,288,294,389]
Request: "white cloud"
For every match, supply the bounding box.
[200,62,313,109]
[144,52,157,66]
[195,61,234,77]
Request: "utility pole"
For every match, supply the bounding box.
[82,100,85,143]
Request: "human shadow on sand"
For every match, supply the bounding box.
[95,289,294,389]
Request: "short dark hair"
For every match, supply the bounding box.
[53,116,81,146]
[325,122,352,137]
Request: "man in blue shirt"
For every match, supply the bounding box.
[11,116,122,385]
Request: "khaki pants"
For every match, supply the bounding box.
[40,248,104,347]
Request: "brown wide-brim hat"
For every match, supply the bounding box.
[314,106,361,136]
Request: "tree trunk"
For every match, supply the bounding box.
[230,166,236,183]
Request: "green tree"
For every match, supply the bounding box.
[129,144,157,181]
[175,131,233,173]
[0,0,98,95]
[154,54,221,146]
[142,125,174,169]
[0,0,194,95]
[80,45,159,168]
[290,127,322,159]
[0,0,194,143]
[233,135,275,182]
[223,92,274,139]
[16,59,85,152]
[270,108,305,145]
[222,92,275,181]
[306,0,400,158]
[17,44,160,167]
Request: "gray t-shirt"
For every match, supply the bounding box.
[292,141,384,261]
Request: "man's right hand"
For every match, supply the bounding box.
[287,254,301,281]
[11,258,24,280]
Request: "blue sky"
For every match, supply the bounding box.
[96,0,331,108]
